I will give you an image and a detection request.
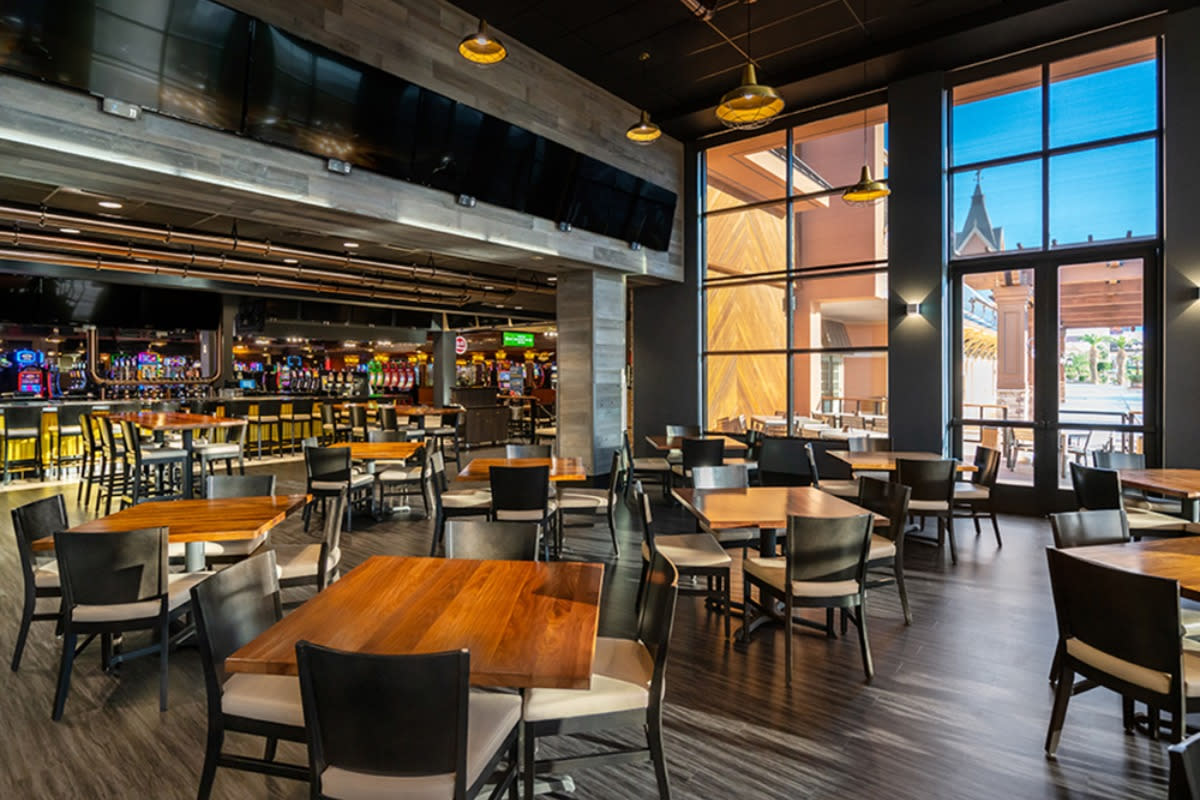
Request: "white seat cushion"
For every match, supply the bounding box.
[954,481,989,500]
[140,447,187,463]
[1125,507,1190,531]
[640,533,731,569]
[559,490,607,511]
[867,534,896,562]
[222,673,303,727]
[33,560,60,589]
[195,443,241,458]
[854,470,891,481]
[6,427,39,438]
[819,480,859,498]
[909,499,950,512]
[169,535,267,559]
[275,544,340,582]
[72,572,208,623]
[312,474,374,491]
[743,556,860,598]
[712,526,757,545]
[322,691,520,799]
[442,491,492,510]
[378,468,422,483]
[1186,609,1200,635]
[495,509,547,522]
[523,637,653,723]
[633,457,670,472]
[252,416,280,423]
[1066,636,1200,697]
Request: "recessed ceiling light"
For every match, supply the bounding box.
[514,306,523,310]
[283,258,299,264]
[343,242,359,249]
[483,284,495,290]
[59,227,81,234]
[97,200,123,209]
[547,276,557,282]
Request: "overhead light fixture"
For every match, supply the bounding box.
[626,53,662,145]
[547,276,557,283]
[97,200,123,209]
[715,2,783,131]
[843,164,890,206]
[459,19,507,66]
[283,257,299,264]
[59,227,81,234]
[343,242,359,249]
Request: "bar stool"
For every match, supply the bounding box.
[118,419,187,506]
[2,406,44,483]
[247,400,281,458]
[319,404,350,444]
[95,416,129,515]
[50,406,86,480]
[77,412,103,509]
[377,405,398,432]
[348,405,369,442]
[280,398,314,454]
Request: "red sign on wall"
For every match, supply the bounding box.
[455,335,468,355]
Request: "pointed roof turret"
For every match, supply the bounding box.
[954,174,1005,255]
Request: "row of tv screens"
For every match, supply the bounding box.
[0,274,221,329]
[0,0,676,251]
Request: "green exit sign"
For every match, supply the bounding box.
[502,331,535,347]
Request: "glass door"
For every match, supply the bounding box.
[953,251,1157,512]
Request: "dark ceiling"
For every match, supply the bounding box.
[452,0,1185,139]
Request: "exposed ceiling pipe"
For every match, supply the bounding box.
[0,204,557,296]
[678,0,716,21]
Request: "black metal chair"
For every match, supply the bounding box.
[896,458,959,564]
[1169,732,1200,800]
[759,437,816,487]
[522,550,678,800]
[94,415,128,514]
[857,477,914,624]
[51,405,85,479]
[624,430,670,498]
[1045,547,1199,754]
[296,643,520,800]
[10,495,65,671]
[1097,450,1184,515]
[348,405,369,442]
[444,520,540,560]
[953,445,1002,546]
[77,412,103,509]
[557,449,622,555]
[280,398,314,454]
[303,445,374,533]
[489,465,554,560]
[742,511,876,683]
[1069,461,1189,536]
[505,443,551,458]
[191,551,307,799]
[1048,508,1131,549]
[276,487,346,593]
[248,400,282,458]
[377,405,399,432]
[690,463,757,550]
[427,454,492,556]
[195,419,248,484]
[671,437,724,487]
[663,424,700,466]
[2,405,44,482]
[806,438,856,496]
[375,438,430,516]
[51,527,206,719]
[320,403,350,444]
[118,419,187,507]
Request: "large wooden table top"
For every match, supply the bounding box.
[330,441,423,461]
[108,411,244,431]
[1069,538,1200,602]
[1117,469,1200,500]
[672,486,883,530]
[829,450,976,472]
[458,457,587,482]
[226,556,604,688]
[32,494,310,552]
[645,434,748,452]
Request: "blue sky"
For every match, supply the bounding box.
[950,59,1158,250]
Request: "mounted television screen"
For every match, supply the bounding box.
[624,182,677,251]
[564,156,640,241]
[139,285,221,329]
[41,278,131,325]
[0,0,250,131]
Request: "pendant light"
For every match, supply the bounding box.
[458,19,507,66]
[715,0,784,130]
[626,52,662,145]
[842,0,889,206]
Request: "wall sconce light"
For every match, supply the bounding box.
[906,302,921,317]
[1192,286,1200,301]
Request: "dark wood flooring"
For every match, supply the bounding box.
[0,453,1177,799]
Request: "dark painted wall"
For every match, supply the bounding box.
[886,73,949,452]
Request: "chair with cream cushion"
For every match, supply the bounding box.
[194,420,248,482]
[1045,547,1200,754]
[1070,462,1190,537]
[663,424,699,465]
[428,465,492,557]
[636,482,731,639]
[444,520,540,561]
[10,494,66,671]
[303,445,373,534]
[953,445,1002,547]
[1098,450,1185,516]
[274,488,345,594]
[741,511,875,684]
[897,458,959,565]
[624,431,670,498]
[490,465,556,560]
[670,437,723,488]
[296,643,520,800]
[756,436,816,487]
[373,435,429,516]
[169,474,277,567]
[191,551,306,799]
[523,551,678,800]
[856,477,913,625]
[690,463,757,550]
[52,526,207,719]
[557,450,622,555]
[1169,732,1200,800]
[807,438,858,497]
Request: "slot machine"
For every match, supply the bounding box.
[8,349,47,396]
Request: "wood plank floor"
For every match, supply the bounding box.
[0,453,1177,799]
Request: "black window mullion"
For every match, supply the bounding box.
[1041,62,1050,252]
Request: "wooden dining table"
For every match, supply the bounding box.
[1117,469,1200,522]
[458,456,587,483]
[330,440,424,462]
[829,450,976,473]
[226,556,604,689]
[1069,537,1200,601]
[645,434,748,453]
[32,494,310,572]
[109,412,245,498]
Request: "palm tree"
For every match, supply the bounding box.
[1110,334,1129,386]
[1078,333,1104,384]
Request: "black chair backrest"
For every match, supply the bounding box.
[1169,732,1200,800]
[806,439,852,482]
[665,424,700,438]
[190,550,281,690]
[1045,547,1181,686]
[896,459,956,503]
[972,446,1001,487]
[441,410,460,428]
[320,404,336,425]
[681,437,723,471]
[638,551,679,713]
[78,412,96,450]
[349,406,367,430]
[758,437,816,486]
[444,520,540,560]
[784,514,874,586]
[306,446,351,484]
[54,527,170,610]
[860,437,892,452]
[1107,451,1146,470]
[635,482,657,551]
[691,464,749,490]
[1048,509,1130,548]
[377,405,398,431]
[291,398,313,414]
[1091,449,1112,468]
[296,643,470,795]
[4,405,43,432]
[119,419,146,465]
[206,474,276,498]
[1069,462,1123,510]
[96,415,120,456]
[490,465,550,517]
[11,494,68,580]
[856,477,911,542]
[368,429,406,443]
[506,444,551,458]
[256,400,281,416]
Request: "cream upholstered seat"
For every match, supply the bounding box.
[640,533,731,569]
[318,691,520,800]
[441,490,492,510]
[558,490,606,510]
[868,534,896,561]
[819,479,859,498]
[72,572,208,623]
[221,673,304,728]
[524,637,653,723]
[953,481,990,501]
[633,455,670,472]
[169,535,268,560]
[311,472,374,492]
[1065,637,1200,698]
[909,498,950,512]
[33,561,60,589]
[743,555,861,598]
[274,543,341,582]
[1124,506,1190,531]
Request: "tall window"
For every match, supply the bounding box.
[702,106,888,435]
